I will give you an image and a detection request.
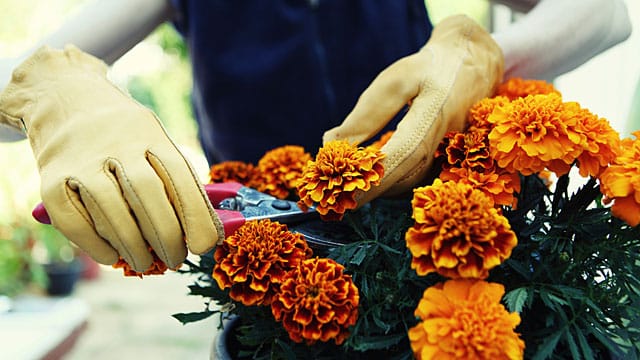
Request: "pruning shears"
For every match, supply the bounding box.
[31,182,350,249]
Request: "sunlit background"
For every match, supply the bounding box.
[0,0,638,358]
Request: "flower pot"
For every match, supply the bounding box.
[44,259,83,296]
[211,316,240,360]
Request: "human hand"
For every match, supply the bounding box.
[0,45,223,272]
[323,15,504,205]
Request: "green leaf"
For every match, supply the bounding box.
[564,330,581,360]
[172,310,216,324]
[187,284,222,297]
[274,338,297,360]
[532,329,563,360]
[573,324,595,360]
[351,245,369,266]
[504,287,529,313]
[352,334,406,351]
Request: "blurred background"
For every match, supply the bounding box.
[0,0,638,359]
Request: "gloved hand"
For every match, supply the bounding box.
[0,45,223,272]
[323,15,504,205]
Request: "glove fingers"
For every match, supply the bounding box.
[146,145,223,255]
[323,54,422,145]
[40,179,123,267]
[64,175,153,272]
[107,158,186,269]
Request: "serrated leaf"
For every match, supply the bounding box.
[504,287,529,313]
[564,330,581,360]
[352,334,406,351]
[573,324,595,360]
[172,310,215,324]
[351,245,369,266]
[532,329,563,360]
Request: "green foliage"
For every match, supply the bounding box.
[493,173,640,359]
[174,198,439,359]
[175,172,640,359]
[0,226,47,296]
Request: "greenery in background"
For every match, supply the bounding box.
[0,227,47,297]
[125,24,201,149]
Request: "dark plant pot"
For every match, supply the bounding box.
[212,316,240,360]
[44,259,83,296]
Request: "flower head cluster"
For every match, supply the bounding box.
[370,130,394,149]
[436,127,520,207]
[409,279,524,360]
[271,257,359,345]
[600,131,640,226]
[297,140,385,221]
[496,77,560,101]
[253,145,312,199]
[112,248,171,278]
[208,161,256,186]
[212,219,312,306]
[405,179,517,279]
[488,93,620,177]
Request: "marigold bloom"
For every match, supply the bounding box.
[572,107,621,177]
[112,249,171,278]
[252,145,312,199]
[213,219,312,306]
[370,130,394,149]
[271,257,359,345]
[437,129,494,173]
[436,129,520,207]
[440,167,520,208]
[599,131,640,227]
[488,93,583,176]
[467,96,510,131]
[297,140,385,221]
[496,77,560,101]
[406,179,518,279]
[409,279,524,360]
[208,161,256,186]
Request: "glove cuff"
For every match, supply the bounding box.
[0,45,109,131]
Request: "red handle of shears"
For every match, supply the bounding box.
[32,181,249,236]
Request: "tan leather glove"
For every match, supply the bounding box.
[323,15,504,205]
[0,45,223,272]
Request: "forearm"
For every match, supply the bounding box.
[492,0,632,80]
[28,0,174,64]
[0,0,174,141]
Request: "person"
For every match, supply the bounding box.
[0,0,632,273]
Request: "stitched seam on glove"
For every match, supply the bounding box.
[104,157,169,263]
[64,179,139,270]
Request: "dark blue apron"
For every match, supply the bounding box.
[171,0,432,163]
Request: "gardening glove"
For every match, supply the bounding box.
[0,45,223,272]
[323,14,504,205]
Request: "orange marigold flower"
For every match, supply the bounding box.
[209,161,256,185]
[405,179,518,279]
[467,96,510,131]
[112,248,172,278]
[436,129,494,173]
[271,257,359,345]
[571,106,621,177]
[370,130,394,149]
[253,145,312,199]
[599,131,640,227]
[409,279,524,360]
[297,140,385,221]
[212,219,312,306]
[496,77,560,101]
[488,93,582,176]
[440,167,520,208]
